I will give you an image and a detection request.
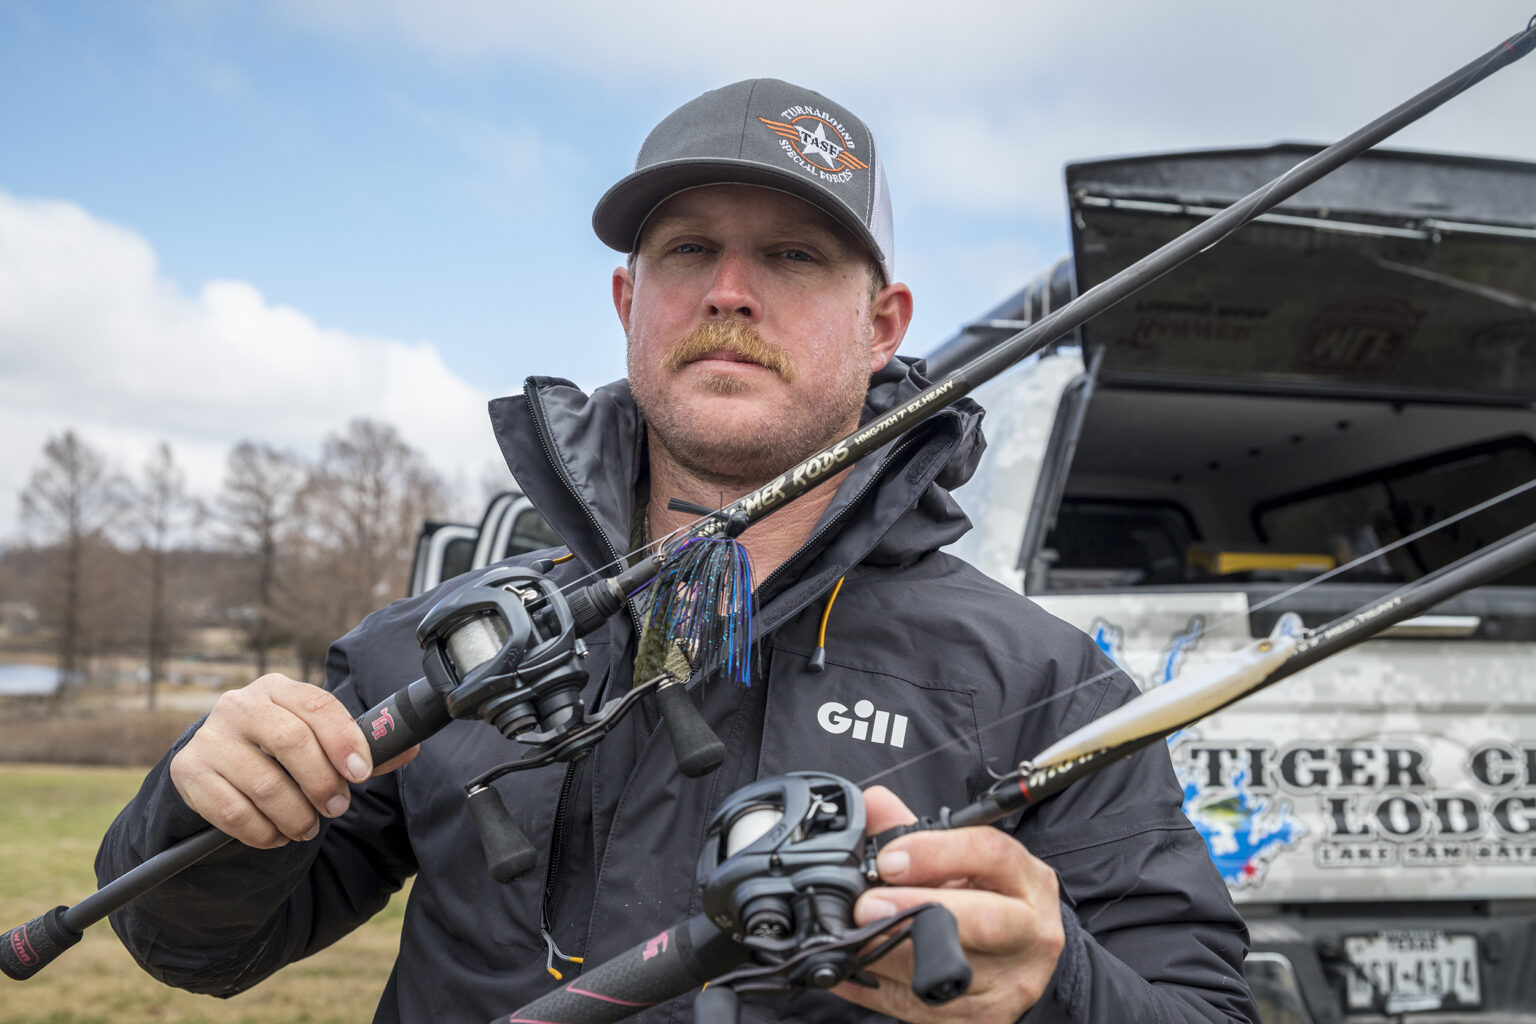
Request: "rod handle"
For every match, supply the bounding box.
[359,675,452,766]
[498,915,743,1024]
[655,680,725,778]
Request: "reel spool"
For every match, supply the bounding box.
[418,566,591,741]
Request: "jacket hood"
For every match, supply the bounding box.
[487,355,986,614]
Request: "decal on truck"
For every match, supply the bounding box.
[1181,768,1306,888]
[1183,739,1536,870]
[1092,615,1536,888]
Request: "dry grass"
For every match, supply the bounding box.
[0,704,208,767]
[0,764,405,1023]
[0,676,261,767]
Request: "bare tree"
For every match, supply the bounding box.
[18,431,126,696]
[218,442,305,677]
[127,443,204,708]
[288,419,448,679]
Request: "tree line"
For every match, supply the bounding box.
[2,419,451,707]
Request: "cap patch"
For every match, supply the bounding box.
[759,105,869,185]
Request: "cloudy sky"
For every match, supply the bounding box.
[2,1,1533,541]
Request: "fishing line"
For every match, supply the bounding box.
[856,475,1536,790]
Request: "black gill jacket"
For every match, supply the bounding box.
[97,358,1258,1024]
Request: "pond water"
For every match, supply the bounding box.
[0,663,62,696]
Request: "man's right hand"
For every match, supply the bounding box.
[170,674,413,849]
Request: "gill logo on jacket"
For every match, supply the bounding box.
[817,699,909,748]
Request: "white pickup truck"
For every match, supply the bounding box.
[412,143,1536,1023]
[929,144,1536,1024]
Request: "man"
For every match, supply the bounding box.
[98,79,1258,1023]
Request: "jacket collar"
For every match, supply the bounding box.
[486,356,986,625]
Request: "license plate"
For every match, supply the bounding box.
[1344,930,1481,1013]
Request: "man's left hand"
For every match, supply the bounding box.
[829,785,1064,1024]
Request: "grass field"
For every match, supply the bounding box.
[0,763,405,1023]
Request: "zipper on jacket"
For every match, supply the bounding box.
[539,760,582,977]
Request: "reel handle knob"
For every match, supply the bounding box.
[467,785,538,883]
[655,679,725,778]
[692,984,740,1024]
[909,905,971,1005]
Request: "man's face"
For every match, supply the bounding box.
[615,184,909,485]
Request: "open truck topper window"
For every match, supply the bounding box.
[1255,435,1536,588]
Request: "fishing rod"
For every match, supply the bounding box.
[0,556,700,981]
[620,13,1536,553]
[497,520,1536,1024]
[493,4,1536,728]
[5,7,1533,994]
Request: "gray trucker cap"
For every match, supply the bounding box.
[593,78,894,282]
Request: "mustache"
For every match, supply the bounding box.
[662,321,796,382]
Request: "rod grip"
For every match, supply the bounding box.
[498,915,742,1024]
[1,906,81,981]
[357,675,452,766]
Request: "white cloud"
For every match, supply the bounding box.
[0,190,500,542]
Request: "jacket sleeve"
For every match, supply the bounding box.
[1013,647,1259,1023]
[94,605,422,996]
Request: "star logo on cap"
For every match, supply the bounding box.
[759,116,869,174]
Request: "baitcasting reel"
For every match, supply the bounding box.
[419,565,596,743]
[690,772,971,1023]
[498,772,971,1024]
[417,562,726,882]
